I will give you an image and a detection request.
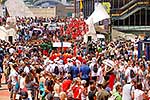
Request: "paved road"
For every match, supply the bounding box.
[0,74,10,100]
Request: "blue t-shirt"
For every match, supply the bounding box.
[80,64,91,80]
[71,65,79,78]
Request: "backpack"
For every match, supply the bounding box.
[130,69,135,78]
[54,66,59,75]
[93,64,98,73]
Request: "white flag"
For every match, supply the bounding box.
[86,3,110,24]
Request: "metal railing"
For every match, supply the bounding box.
[112,1,149,19]
[111,0,149,14]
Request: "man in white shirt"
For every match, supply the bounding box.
[125,65,135,83]
[122,79,136,100]
[89,57,98,82]
[24,62,31,74]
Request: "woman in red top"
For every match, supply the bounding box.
[72,78,82,100]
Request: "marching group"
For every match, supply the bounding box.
[0,16,150,100]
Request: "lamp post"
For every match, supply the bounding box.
[74,0,76,17]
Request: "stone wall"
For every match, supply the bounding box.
[29,4,74,17]
[29,7,56,17]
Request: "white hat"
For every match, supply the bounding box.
[43,55,47,59]
[102,59,115,67]
[81,80,87,84]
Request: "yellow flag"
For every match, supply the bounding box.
[80,0,83,10]
[102,2,111,14]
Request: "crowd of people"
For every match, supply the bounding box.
[0,16,150,100]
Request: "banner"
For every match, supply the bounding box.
[53,42,72,47]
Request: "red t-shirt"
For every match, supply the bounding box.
[109,73,116,90]
[62,79,72,92]
[18,49,22,54]
[72,85,81,99]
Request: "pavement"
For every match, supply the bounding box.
[0,74,10,100]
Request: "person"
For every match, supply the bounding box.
[0,49,4,87]
[70,61,79,79]
[60,92,67,100]
[89,57,99,82]
[53,78,61,100]
[9,64,19,100]
[133,82,148,100]
[122,79,136,100]
[3,54,11,84]
[96,83,110,100]
[88,80,97,100]
[45,75,54,94]
[80,80,88,100]
[46,93,54,100]
[125,62,135,83]
[39,72,47,100]
[111,84,122,100]
[62,74,72,92]
[80,60,91,85]
[71,77,82,100]
[24,72,38,100]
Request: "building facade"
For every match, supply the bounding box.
[24,0,74,17]
[82,0,95,18]
[100,0,150,33]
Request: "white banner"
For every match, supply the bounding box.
[53,42,72,47]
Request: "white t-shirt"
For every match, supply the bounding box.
[122,84,135,100]
[9,69,18,85]
[89,62,98,77]
[45,64,51,72]
[20,77,25,89]
[134,89,144,100]
[125,67,133,83]
[24,66,30,74]
[97,67,103,84]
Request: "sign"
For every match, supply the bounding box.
[53,42,72,47]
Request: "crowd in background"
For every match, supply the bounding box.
[0,16,150,100]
